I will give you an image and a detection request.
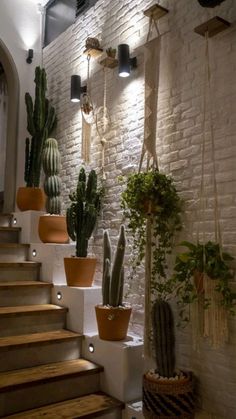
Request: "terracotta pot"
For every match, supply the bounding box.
[143,371,194,418]
[38,215,69,244]
[16,187,45,211]
[64,257,96,287]
[95,305,132,341]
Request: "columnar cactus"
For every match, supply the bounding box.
[102,225,126,307]
[24,66,57,187]
[66,167,101,257]
[43,138,61,214]
[152,299,175,378]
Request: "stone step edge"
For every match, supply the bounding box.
[0,262,41,268]
[0,227,21,231]
[0,304,68,318]
[0,280,52,289]
[0,359,103,393]
[2,392,124,419]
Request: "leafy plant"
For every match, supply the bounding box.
[121,169,182,298]
[172,240,236,323]
[66,167,102,257]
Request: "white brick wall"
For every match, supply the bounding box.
[43,0,236,416]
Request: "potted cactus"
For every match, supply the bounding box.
[38,138,69,244]
[143,299,194,419]
[16,66,57,211]
[64,167,101,286]
[95,225,132,340]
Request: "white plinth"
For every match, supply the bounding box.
[12,211,45,243]
[82,334,144,402]
[29,243,75,284]
[51,285,102,334]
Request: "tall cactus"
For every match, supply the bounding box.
[152,299,175,378]
[43,138,61,214]
[24,66,57,187]
[102,225,126,307]
[66,167,101,257]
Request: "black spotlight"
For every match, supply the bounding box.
[118,44,137,78]
[26,49,33,64]
[70,75,87,103]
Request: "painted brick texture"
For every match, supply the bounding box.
[43,0,236,417]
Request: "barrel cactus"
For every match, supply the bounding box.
[102,225,126,307]
[24,66,57,187]
[152,299,175,378]
[42,138,61,214]
[66,167,101,257]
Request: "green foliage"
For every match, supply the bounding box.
[121,169,183,299]
[66,167,102,257]
[172,240,236,324]
[43,138,61,214]
[24,67,57,187]
[102,226,126,307]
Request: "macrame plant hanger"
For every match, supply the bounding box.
[81,54,94,163]
[194,32,228,348]
[141,16,161,359]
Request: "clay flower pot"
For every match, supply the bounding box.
[38,215,69,244]
[16,187,45,211]
[64,257,96,287]
[95,305,132,341]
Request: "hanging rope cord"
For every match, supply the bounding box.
[198,32,222,250]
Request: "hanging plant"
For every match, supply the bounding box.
[121,169,183,297]
[172,240,235,324]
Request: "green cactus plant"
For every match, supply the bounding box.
[42,138,61,214]
[102,225,126,307]
[152,299,175,378]
[24,66,57,187]
[66,167,101,257]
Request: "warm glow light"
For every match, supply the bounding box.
[88,343,95,353]
[119,71,130,78]
[13,218,17,225]
[32,249,37,257]
[57,292,62,301]
[71,98,80,103]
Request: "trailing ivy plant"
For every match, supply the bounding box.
[121,169,183,298]
[172,240,236,324]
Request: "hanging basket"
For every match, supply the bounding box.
[143,371,194,419]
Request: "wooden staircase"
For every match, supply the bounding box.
[0,214,124,418]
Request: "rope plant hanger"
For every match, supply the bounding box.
[81,54,94,163]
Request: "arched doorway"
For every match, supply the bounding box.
[0,39,19,213]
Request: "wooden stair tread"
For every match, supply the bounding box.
[0,304,67,317]
[3,392,124,418]
[0,329,82,349]
[0,261,41,268]
[0,243,29,248]
[0,280,52,288]
[0,226,21,231]
[0,359,103,391]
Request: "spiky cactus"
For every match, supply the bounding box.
[102,225,126,307]
[66,167,101,257]
[152,299,175,378]
[24,66,57,187]
[43,138,61,214]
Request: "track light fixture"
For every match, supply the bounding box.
[26,49,34,64]
[70,75,87,102]
[118,44,137,77]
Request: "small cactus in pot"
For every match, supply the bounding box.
[95,225,132,341]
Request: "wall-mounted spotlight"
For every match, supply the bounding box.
[26,49,34,64]
[70,75,87,103]
[118,44,137,78]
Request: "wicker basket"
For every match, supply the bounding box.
[143,371,194,419]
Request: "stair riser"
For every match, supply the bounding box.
[0,248,29,262]
[0,216,12,227]
[0,267,39,281]
[0,373,100,416]
[0,340,81,372]
[0,312,66,337]
[0,231,19,243]
[0,287,51,306]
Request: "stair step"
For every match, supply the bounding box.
[0,359,103,416]
[0,243,29,261]
[0,214,12,227]
[0,330,82,371]
[0,304,67,337]
[0,261,41,281]
[0,226,21,243]
[3,392,124,418]
[0,280,52,306]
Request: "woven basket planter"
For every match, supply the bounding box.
[143,371,194,419]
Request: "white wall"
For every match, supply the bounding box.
[43,0,236,417]
[0,0,43,190]
[0,75,8,191]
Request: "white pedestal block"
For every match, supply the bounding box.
[29,243,75,284]
[12,211,45,244]
[51,285,102,334]
[124,401,144,419]
[82,334,144,403]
